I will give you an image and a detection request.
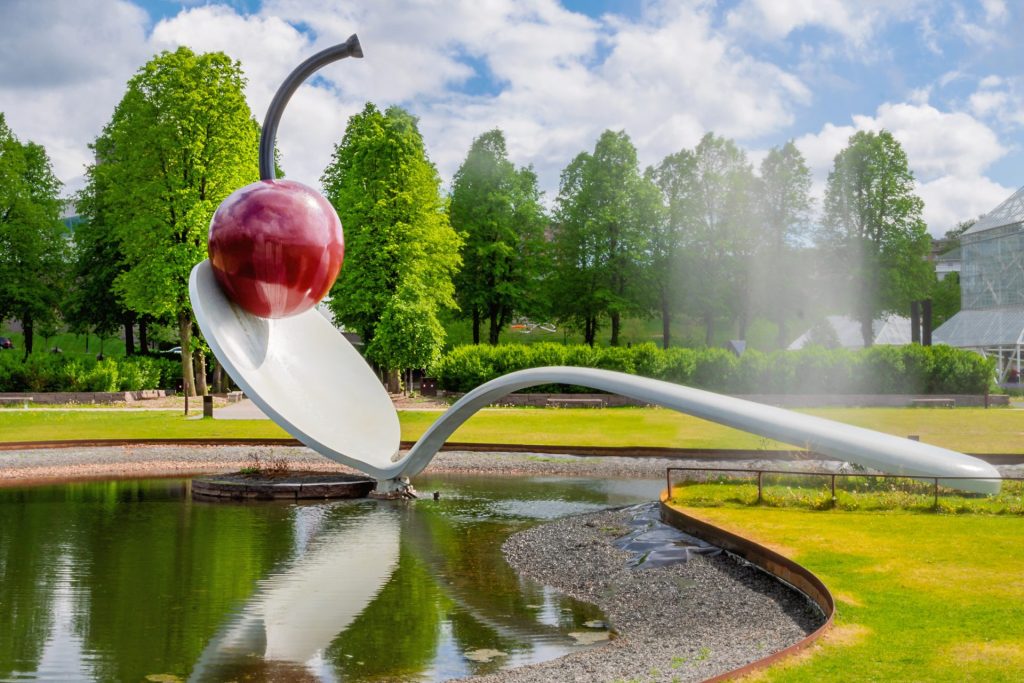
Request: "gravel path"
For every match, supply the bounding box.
[0,443,868,485]
[460,505,823,683]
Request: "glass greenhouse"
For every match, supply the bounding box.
[934,185,1024,381]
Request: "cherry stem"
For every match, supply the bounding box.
[259,34,363,181]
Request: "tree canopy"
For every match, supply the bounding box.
[756,140,812,348]
[0,113,68,357]
[819,130,931,346]
[449,129,547,345]
[322,103,461,389]
[551,130,661,346]
[84,47,260,394]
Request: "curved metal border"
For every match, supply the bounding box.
[659,494,835,681]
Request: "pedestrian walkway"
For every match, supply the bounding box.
[214,398,271,420]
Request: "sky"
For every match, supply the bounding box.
[1,0,1021,235]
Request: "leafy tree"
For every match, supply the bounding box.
[819,130,931,347]
[648,149,696,348]
[653,133,757,346]
[87,48,260,395]
[550,130,661,346]
[0,114,69,358]
[449,129,547,345]
[931,272,960,329]
[756,141,812,348]
[68,139,136,355]
[322,103,461,392]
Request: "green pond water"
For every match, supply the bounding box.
[0,473,663,682]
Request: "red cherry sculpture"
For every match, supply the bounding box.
[208,179,344,319]
[205,35,362,319]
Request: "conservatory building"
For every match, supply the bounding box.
[934,185,1024,381]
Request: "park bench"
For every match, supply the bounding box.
[546,397,606,408]
[910,398,955,408]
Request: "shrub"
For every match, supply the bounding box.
[431,342,995,396]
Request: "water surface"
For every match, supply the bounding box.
[0,473,662,681]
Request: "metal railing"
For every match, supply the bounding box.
[665,466,1022,510]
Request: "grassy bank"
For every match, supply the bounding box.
[672,504,1024,681]
[0,406,1022,453]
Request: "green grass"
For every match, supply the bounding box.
[0,331,130,360]
[1,406,1023,453]
[672,505,1024,681]
[671,476,1024,514]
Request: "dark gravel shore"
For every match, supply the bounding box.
[456,505,823,683]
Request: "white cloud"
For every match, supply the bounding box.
[724,0,927,45]
[0,0,151,191]
[917,175,1011,234]
[967,75,1024,128]
[795,101,1009,234]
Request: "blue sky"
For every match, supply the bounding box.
[2,0,1021,233]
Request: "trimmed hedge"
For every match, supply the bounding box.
[431,342,995,395]
[0,353,181,393]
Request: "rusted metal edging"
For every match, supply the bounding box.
[659,494,835,682]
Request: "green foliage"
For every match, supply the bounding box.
[819,130,932,345]
[931,272,960,329]
[431,343,994,394]
[449,129,548,344]
[87,47,260,395]
[323,103,461,375]
[650,133,758,346]
[0,114,70,357]
[756,141,813,348]
[551,130,663,346]
[0,353,179,392]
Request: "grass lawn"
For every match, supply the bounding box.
[668,503,1024,681]
[0,406,1023,453]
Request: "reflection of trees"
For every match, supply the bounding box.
[0,486,70,678]
[67,481,296,681]
[326,543,446,679]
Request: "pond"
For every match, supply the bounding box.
[0,473,664,681]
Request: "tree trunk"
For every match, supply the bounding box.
[488,305,500,345]
[737,308,749,341]
[22,313,33,359]
[178,312,195,397]
[703,310,714,347]
[139,318,149,355]
[661,295,671,349]
[472,308,481,345]
[386,368,401,394]
[584,317,596,347]
[860,315,873,348]
[194,350,208,396]
[610,311,621,347]
[124,313,136,356]
[212,361,224,394]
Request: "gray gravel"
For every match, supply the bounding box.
[456,505,823,683]
[3,443,1020,484]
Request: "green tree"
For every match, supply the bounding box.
[449,129,547,345]
[757,141,812,348]
[654,133,757,346]
[550,130,661,346]
[0,114,69,358]
[68,137,136,356]
[88,47,260,395]
[820,130,932,346]
[322,103,461,392]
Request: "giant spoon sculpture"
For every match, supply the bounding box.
[189,36,1001,497]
